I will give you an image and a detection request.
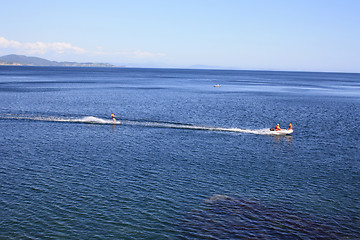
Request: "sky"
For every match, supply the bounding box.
[1,0,360,72]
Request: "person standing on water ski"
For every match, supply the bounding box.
[111,113,116,123]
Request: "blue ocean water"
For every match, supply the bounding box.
[0,66,359,239]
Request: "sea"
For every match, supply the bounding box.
[0,66,359,239]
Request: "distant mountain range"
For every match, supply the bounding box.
[0,54,115,67]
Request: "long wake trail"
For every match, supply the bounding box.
[0,114,291,136]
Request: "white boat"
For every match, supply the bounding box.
[213,84,221,87]
[270,129,293,135]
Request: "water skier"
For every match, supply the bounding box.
[111,113,116,123]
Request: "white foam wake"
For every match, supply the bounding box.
[47,116,120,124]
[1,115,120,125]
[1,114,293,135]
[119,121,293,136]
[71,116,116,124]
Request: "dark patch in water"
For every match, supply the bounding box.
[181,195,354,239]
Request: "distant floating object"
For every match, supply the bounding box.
[213,84,221,87]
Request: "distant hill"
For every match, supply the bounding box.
[0,54,115,67]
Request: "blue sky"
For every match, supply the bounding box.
[1,0,359,72]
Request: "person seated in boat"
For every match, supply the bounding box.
[287,123,293,130]
[275,124,281,131]
[111,113,116,123]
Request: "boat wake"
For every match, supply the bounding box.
[0,114,292,136]
[1,115,120,125]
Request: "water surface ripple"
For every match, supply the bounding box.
[1,66,359,239]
